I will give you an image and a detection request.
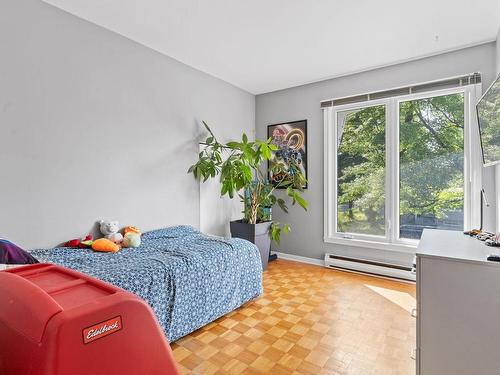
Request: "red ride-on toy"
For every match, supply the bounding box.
[0,263,180,375]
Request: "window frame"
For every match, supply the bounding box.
[324,84,482,253]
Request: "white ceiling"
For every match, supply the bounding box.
[43,0,500,94]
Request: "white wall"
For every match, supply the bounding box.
[199,144,243,237]
[256,43,497,266]
[0,0,254,248]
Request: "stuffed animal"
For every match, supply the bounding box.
[99,220,123,243]
[64,234,93,248]
[64,238,80,248]
[122,233,141,248]
[91,238,120,253]
[122,226,141,248]
[124,226,141,236]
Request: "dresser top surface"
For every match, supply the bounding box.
[417,229,500,265]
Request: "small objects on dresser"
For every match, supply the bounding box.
[64,234,93,248]
[91,238,121,253]
[122,226,142,248]
[99,220,123,243]
[464,229,481,236]
[476,232,494,241]
[486,254,500,261]
[485,233,500,247]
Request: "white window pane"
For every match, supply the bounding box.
[399,93,464,240]
[336,105,386,236]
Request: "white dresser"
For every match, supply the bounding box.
[416,229,500,375]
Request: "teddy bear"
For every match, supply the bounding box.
[99,220,123,243]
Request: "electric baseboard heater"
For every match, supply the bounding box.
[324,254,416,281]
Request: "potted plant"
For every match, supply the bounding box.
[188,122,307,270]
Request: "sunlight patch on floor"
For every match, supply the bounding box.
[365,284,416,313]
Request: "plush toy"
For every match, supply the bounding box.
[80,235,94,248]
[64,234,93,248]
[91,238,120,253]
[99,220,123,243]
[122,226,141,248]
[64,238,80,248]
[122,233,141,248]
[124,226,141,236]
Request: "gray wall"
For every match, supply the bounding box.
[256,43,497,266]
[497,28,500,74]
[0,0,255,249]
[494,29,499,232]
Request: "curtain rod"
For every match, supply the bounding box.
[320,72,481,108]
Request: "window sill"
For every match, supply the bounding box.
[324,236,417,254]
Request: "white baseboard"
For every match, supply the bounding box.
[272,251,324,266]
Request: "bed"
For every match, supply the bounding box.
[30,225,263,342]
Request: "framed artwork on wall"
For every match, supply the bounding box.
[267,120,307,189]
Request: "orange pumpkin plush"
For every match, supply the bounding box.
[91,238,120,253]
[123,226,141,236]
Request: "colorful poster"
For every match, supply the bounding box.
[267,120,307,189]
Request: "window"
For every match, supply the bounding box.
[324,84,482,251]
[398,94,464,239]
[336,104,386,237]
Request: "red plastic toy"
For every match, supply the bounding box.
[0,263,180,375]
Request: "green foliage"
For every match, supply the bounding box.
[188,121,308,244]
[337,105,386,234]
[337,94,465,235]
[399,95,464,219]
[477,79,500,164]
[270,222,290,245]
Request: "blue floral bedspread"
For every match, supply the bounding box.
[30,226,263,341]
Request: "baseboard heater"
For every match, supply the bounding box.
[324,254,416,282]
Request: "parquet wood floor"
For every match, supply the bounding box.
[171,259,416,375]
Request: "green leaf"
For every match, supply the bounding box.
[270,222,281,245]
[294,194,308,210]
[261,144,272,159]
[277,198,288,213]
[241,164,253,181]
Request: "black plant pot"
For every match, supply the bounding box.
[230,220,271,270]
